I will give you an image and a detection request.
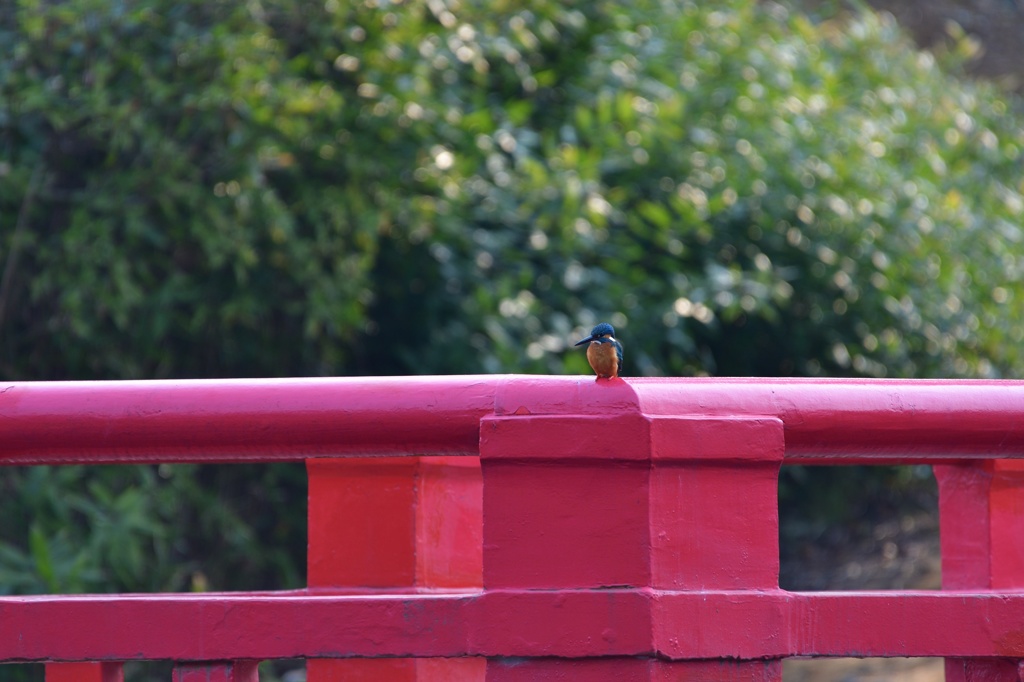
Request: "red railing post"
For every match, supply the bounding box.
[305,456,484,681]
[479,404,785,680]
[648,415,785,681]
[45,662,123,682]
[936,460,1024,680]
[647,416,784,591]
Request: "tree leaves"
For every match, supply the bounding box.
[2,0,1024,603]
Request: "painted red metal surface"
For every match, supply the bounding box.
[936,460,1024,682]
[9,590,1024,660]
[44,662,122,682]
[3,376,1024,681]
[4,376,1024,464]
[306,455,482,680]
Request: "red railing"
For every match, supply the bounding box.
[3,376,1024,681]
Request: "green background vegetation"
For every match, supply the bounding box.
[1,0,1023,677]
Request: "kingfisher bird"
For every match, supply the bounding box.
[574,322,623,379]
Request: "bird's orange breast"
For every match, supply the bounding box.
[587,341,619,379]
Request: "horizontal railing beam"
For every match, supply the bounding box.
[0,377,496,465]
[4,590,1024,661]
[4,376,1024,465]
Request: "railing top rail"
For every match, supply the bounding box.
[4,375,1024,465]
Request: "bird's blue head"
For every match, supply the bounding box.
[574,322,616,346]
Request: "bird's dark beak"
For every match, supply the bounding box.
[574,335,595,347]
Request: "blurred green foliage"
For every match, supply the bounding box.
[0,463,304,594]
[1,0,1023,673]
[4,0,1023,382]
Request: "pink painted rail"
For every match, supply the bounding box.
[3,376,1024,681]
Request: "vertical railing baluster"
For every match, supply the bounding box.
[45,662,123,682]
[305,456,484,681]
[936,460,1024,681]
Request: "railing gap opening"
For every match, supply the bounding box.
[122,661,171,682]
[782,657,944,681]
[0,463,307,596]
[778,464,939,591]
[0,662,43,682]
